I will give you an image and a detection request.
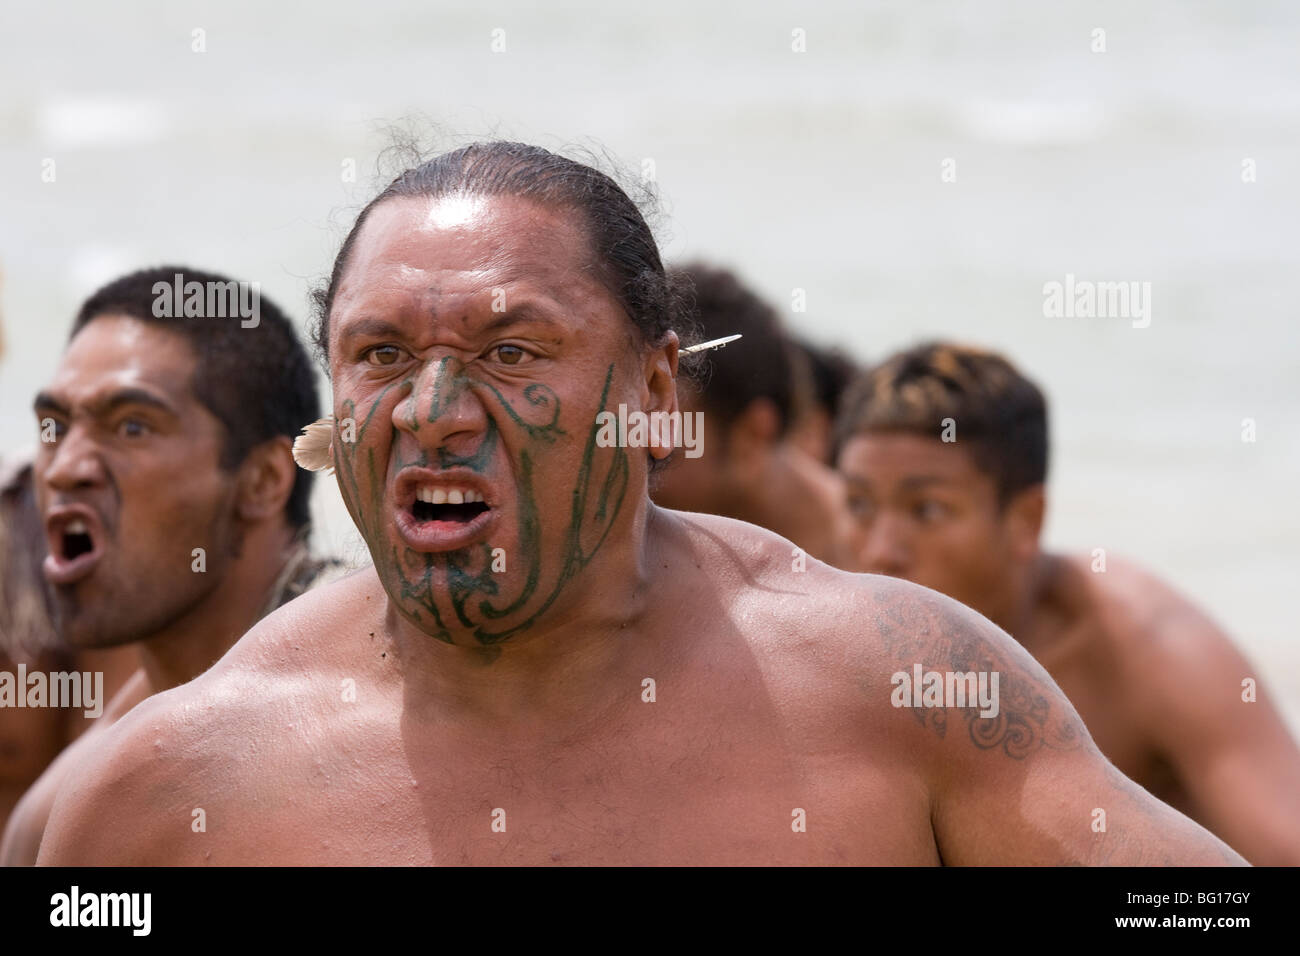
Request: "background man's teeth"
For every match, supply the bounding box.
[67,519,88,534]
[431,488,448,505]
[466,490,482,503]
[448,490,464,505]
[416,488,433,504]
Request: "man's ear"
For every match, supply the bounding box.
[643,331,680,461]
[1004,484,1046,562]
[236,436,297,523]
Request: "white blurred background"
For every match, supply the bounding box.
[1,1,1297,728]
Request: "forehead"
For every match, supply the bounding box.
[332,193,614,333]
[839,432,992,488]
[48,315,197,404]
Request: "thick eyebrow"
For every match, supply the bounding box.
[477,303,566,337]
[336,318,407,347]
[97,388,177,417]
[33,391,69,417]
[34,387,177,419]
[899,475,956,491]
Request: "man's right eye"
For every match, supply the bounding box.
[38,417,65,441]
[847,496,874,520]
[915,499,952,523]
[363,345,406,366]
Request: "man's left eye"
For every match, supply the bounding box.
[493,344,531,366]
[119,419,149,438]
[917,500,950,521]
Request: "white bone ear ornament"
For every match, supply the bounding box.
[290,335,741,474]
[680,334,741,354]
[292,416,336,474]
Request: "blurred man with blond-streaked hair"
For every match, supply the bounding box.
[836,341,1300,865]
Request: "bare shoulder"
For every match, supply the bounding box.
[660,508,888,667]
[658,514,1197,864]
[1061,551,1291,774]
[1061,551,1249,674]
[37,677,203,863]
[820,560,1240,864]
[39,567,382,865]
[207,564,383,676]
[1065,551,1210,630]
[95,565,381,733]
[2,716,105,865]
[1,673,148,865]
[662,508,1090,760]
[831,571,1093,766]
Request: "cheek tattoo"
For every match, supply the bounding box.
[333,361,629,647]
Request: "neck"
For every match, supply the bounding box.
[994,551,1056,645]
[138,521,299,691]
[730,444,843,562]
[388,493,662,724]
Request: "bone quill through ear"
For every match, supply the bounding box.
[681,334,742,354]
[293,415,336,473]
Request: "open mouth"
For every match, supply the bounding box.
[411,487,490,525]
[63,519,95,559]
[395,479,497,553]
[43,510,105,586]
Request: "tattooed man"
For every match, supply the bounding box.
[42,145,1244,865]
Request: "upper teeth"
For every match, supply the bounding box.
[66,519,88,534]
[415,486,484,505]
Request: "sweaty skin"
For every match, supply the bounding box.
[839,431,1300,865]
[39,193,1244,866]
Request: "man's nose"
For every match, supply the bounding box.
[394,355,489,451]
[858,512,912,577]
[41,424,108,492]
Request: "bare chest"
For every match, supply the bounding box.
[218,704,938,866]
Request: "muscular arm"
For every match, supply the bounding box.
[864,580,1247,865]
[1122,583,1300,865]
